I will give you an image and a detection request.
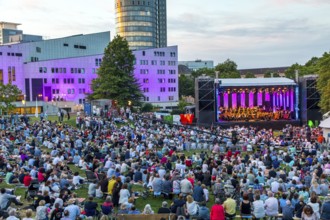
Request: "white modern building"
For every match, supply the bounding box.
[179,59,214,71]
[0,30,178,108]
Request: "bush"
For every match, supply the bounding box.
[141,103,153,112]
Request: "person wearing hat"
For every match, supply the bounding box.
[64,199,80,220]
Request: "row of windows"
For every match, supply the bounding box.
[70,68,85,74]
[39,67,98,74]
[143,96,175,102]
[117,21,153,27]
[142,78,176,83]
[63,78,75,84]
[52,89,85,95]
[0,52,22,57]
[143,87,177,93]
[140,69,176,74]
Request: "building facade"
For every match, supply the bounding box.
[115,0,167,50]
[0,31,178,108]
[0,22,42,45]
[179,59,214,71]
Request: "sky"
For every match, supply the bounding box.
[1,0,330,69]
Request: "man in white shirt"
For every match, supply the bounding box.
[271,179,280,193]
[264,191,279,217]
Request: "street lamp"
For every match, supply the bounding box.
[22,94,26,114]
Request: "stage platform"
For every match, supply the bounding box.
[216,119,301,129]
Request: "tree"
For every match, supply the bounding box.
[214,59,241,78]
[89,35,144,107]
[191,67,215,79]
[264,71,280,78]
[0,84,22,115]
[178,98,189,111]
[244,72,256,78]
[141,103,153,112]
[316,52,330,112]
[179,74,194,97]
[285,57,320,79]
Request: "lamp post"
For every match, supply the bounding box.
[22,94,26,114]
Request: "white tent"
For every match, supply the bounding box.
[319,117,330,140]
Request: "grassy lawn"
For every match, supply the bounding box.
[29,115,77,127]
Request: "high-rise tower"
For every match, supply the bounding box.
[115,0,167,50]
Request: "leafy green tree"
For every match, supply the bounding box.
[285,57,320,79]
[264,71,280,78]
[141,103,153,112]
[178,98,189,111]
[89,35,144,107]
[215,59,241,78]
[191,67,215,79]
[0,84,22,115]
[245,72,256,78]
[316,52,330,112]
[179,74,194,97]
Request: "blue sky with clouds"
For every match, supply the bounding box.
[1,0,330,68]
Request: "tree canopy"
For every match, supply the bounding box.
[89,35,144,107]
[264,71,280,78]
[316,52,330,112]
[178,74,194,97]
[244,72,256,78]
[285,57,320,79]
[0,83,22,115]
[214,59,241,78]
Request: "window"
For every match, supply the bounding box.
[151,60,157,65]
[168,61,176,66]
[142,51,145,56]
[169,96,174,101]
[160,60,165,66]
[143,88,149,92]
[157,69,165,74]
[140,60,148,65]
[140,69,148,74]
[168,87,176,92]
[95,58,102,66]
[0,52,2,55]
[63,68,66,73]
[79,45,86,49]
[64,79,67,84]
[158,78,165,83]
[44,78,47,84]
[55,68,59,73]
[15,53,22,57]
[74,45,79,49]
[36,47,41,53]
[51,68,55,73]
[71,78,74,84]
[170,52,176,57]
[160,87,165,92]
[158,96,160,101]
[169,70,176,74]
[63,43,69,47]
[143,78,149,83]
[43,67,47,73]
[56,79,59,84]
[168,78,176,83]
[8,67,12,83]
[52,78,55,84]
[144,96,149,101]
[71,68,74,74]
[39,67,43,73]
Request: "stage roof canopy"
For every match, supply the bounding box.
[216,78,296,87]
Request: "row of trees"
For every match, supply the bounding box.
[281,53,330,112]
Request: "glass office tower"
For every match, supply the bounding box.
[115,0,167,50]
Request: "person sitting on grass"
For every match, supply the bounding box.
[142,204,154,214]
[158,201,171,214]
[128,205,141,214]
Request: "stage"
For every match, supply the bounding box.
[216,119,301,129]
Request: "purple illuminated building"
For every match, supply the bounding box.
[0,31,178,107]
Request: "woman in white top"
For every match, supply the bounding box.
[119,184,130,205]
[307,195,320,219]
[185,195,198,217]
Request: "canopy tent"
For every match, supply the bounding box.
[319,117,330,140]
[216,78,296,87]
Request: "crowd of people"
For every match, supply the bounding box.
[0,110,330,220]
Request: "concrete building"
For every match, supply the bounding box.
[0,22,42,45]
[115,0,167,50]
[0,30,178,109]
[179,59,214,71]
